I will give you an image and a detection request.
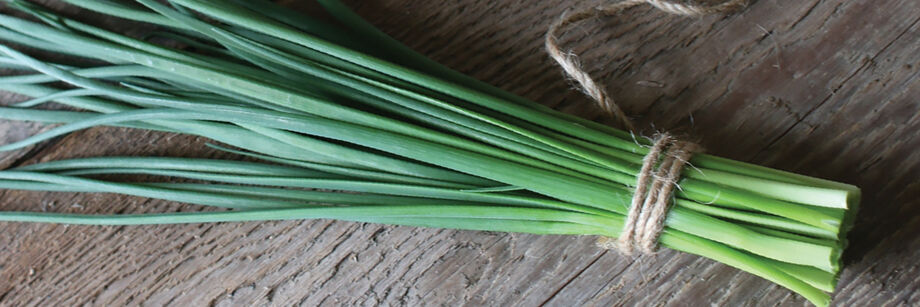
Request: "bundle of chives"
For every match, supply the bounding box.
[0,1,858,305]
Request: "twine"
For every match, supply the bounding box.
[546,0,746,253]
[596,134,701,254]
[545,0,748,130]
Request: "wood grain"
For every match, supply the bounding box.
[1,0,919,306]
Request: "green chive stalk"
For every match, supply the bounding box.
[0,1,858,306]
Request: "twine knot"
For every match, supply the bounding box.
[545,0,738,253]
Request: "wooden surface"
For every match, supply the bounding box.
[1,0,919,306]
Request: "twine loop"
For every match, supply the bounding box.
[545,0,744,253]
[596,134,701,254]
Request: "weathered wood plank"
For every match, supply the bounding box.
[1,0,918,306]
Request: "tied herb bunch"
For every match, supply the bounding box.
[0,1,859,306]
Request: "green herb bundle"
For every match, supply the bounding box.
[0,1,859,305]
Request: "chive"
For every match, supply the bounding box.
[0,2,860,306]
